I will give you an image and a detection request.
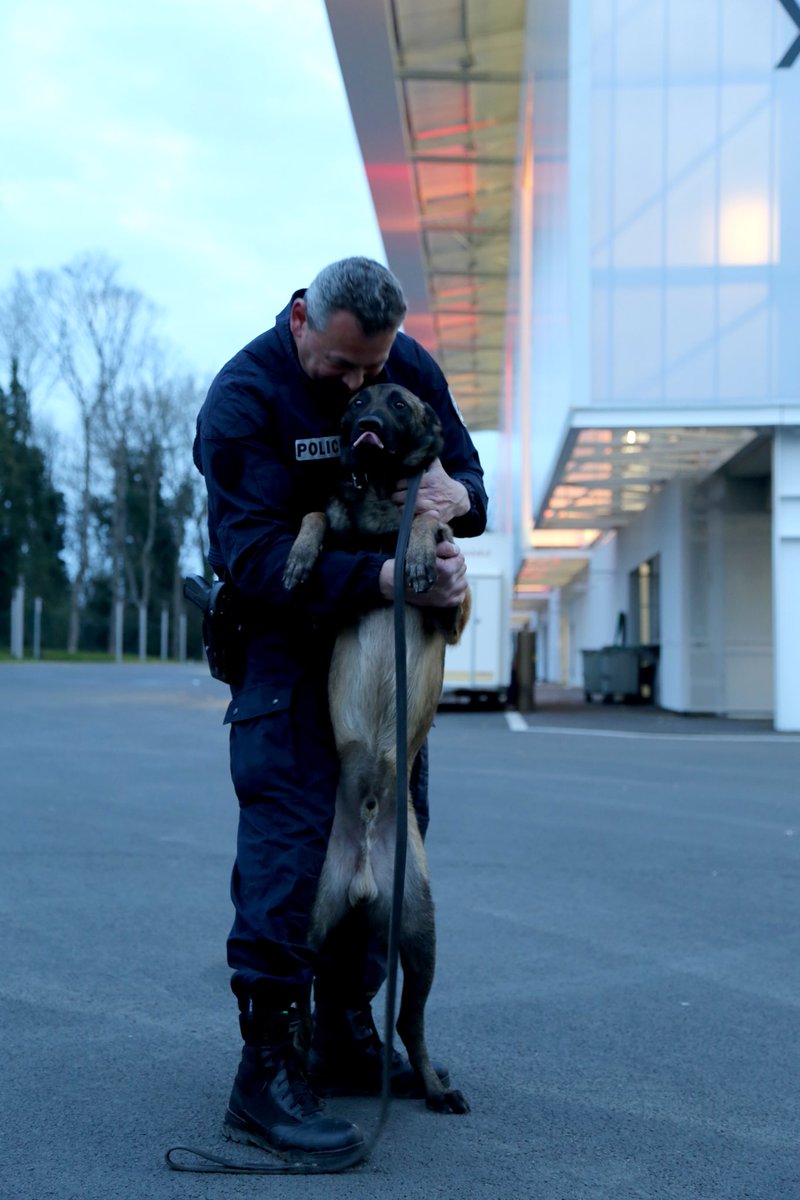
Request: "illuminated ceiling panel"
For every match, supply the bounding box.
[516,552,590,592]
[325,0,525,431]
[390,0,524,430]
[537,426,758,529]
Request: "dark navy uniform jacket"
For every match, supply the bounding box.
[193,293,488,720]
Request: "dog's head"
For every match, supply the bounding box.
[339,384,444,479]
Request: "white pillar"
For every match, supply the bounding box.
[178,612,187,663]
[656,480,691,713]
[33,597,42,660]
[772,428,800,731]
[583,533,618,648]
[138,603,147,662]
[10,580,24,659]
[547,589,562,683]
[160,607,169,661]
[114,601,124,663]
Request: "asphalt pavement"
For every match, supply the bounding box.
[2,662,798,1200]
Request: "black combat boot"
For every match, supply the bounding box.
[306,995,450,1098]
[223,1002,364,1167]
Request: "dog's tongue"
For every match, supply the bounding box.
[353,430,384,451]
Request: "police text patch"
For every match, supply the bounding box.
[295,436,340,462]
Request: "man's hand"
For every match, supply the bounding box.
[379,540,467,607]
[391,458,470,524]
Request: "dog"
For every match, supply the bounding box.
[283,383,470,1114]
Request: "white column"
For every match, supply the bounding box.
[772,428,800,731]
[114,601,124,663]
[583,533,618,648]
[659,480,692,714]
[547,589,562,682]
[160,607,169,661]
[138,603,147,662]
[178,612,187,663]
[10,580,24,659]
[33,597,42,660]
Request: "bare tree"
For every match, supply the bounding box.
[155,371,208,657]
[2,253,207,657]
[111,348,207,658]
[122,352,171,655]
[32,253,154,651]
[0,272,52,405]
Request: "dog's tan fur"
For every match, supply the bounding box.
[283,384,470,1113]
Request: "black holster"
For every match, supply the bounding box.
[183,574,246,686]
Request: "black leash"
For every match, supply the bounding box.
[165,472,423,1175]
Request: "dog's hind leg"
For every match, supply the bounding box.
[395,879,470,1114]
[307,742,383,950]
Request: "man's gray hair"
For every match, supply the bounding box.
[304,257,407,336]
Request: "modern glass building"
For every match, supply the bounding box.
[325,0,800,730]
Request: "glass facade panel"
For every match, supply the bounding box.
[591,0,615,69]
[667,2,719,74]
[613,89,664,231]
[718,108,773,264]
[612,287,662,399]
[592,288,612,401]
[591,87,612,267]
[586,0,783,414]
[666,88,716,181]
[717,302,769,400]
[664,285,715,400]
[613,204,663,269]
[665,160,717,266]
[615,0,665,78]
[721,0,776,72]
[523,0,798,517]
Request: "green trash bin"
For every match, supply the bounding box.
[602,646,641,698]
[582,649,604,701]
[583,644,659,703]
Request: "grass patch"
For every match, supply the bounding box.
[0,649,202,665]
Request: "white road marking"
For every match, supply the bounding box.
[504,713,800,744]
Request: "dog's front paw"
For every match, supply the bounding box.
[426,1087,470,1115]
[283,512,327,590]
[404,551,437,594]
[282,551,314,590]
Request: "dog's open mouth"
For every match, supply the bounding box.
[352,430,385,451]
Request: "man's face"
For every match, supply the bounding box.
[290,299,397,398]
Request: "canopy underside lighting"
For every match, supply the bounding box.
[326,0,526,431]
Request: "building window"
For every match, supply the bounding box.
[629,555,660,645]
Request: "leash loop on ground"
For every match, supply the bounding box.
[164,471,423,1176]
[164,1143,371,1175]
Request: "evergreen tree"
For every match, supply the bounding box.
[125,447,181,631]
[0,362,69,634]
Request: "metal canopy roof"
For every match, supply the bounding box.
[537,425,758,530]
[325,0,525,431]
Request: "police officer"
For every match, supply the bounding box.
[194,257,487,1164]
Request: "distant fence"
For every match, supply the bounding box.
[6,582,201,661]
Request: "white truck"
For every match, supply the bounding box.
[441,532,514,707]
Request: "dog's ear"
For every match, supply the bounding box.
[402,400,444,470]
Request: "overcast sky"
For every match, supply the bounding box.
[0,0,386,419]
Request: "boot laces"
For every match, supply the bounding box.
[285,1052,322,1118]
[265,1039,322,1119]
